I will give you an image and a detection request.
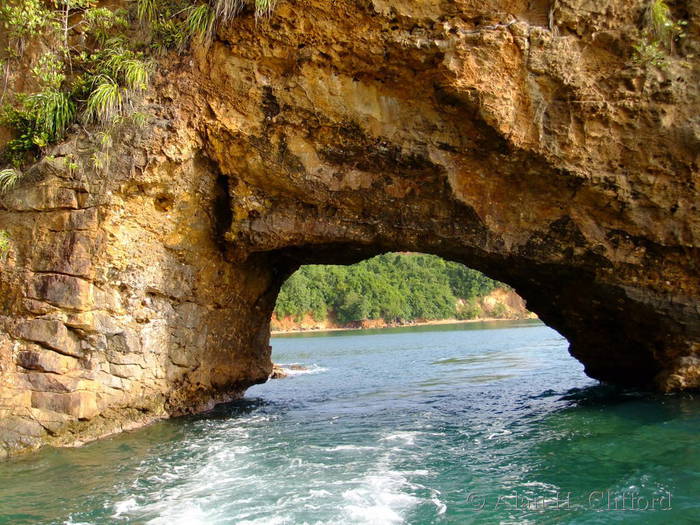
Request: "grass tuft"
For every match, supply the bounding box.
[186,3,217,44]
[0,168,21,192]
[85,78,123,124]
[254,0,277,18]
[213,0,246,22]
[30,90,75,141]
[137,0,158,24]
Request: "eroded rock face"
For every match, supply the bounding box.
[1,0,699,456]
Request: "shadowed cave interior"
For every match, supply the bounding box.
[259,244,662,388]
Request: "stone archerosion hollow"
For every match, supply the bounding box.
[0,0,699,457]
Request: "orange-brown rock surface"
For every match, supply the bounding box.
[1,0,699,457]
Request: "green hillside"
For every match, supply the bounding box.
[274,253,503,324]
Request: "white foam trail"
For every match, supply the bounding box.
[147,504,208,525]
[325,445,381,452]
[430,489,447,515]
[380,431,419,446]
[237,517,291,525]
[487,429,512,440]
[308,489,333,497]
[341,470,420,524]
[112,497,138,517]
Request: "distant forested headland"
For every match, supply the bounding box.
[273,254,532,331]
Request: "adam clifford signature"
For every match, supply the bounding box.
[465,491,673,512]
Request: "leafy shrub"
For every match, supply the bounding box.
[633,0,687,68]
[0,0,56,56]
[84,7,129,45]
[1,0,281,170]
[456,299,481,320]
[1,90,75,162]
[645,0,686,50]
[632,40,666,68]
[491,303,508,319]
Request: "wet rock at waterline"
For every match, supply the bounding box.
[270,364,309,379]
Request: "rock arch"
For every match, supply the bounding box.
[1,0,699,456]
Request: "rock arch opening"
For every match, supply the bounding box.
[247,236,669,394]
[270,253,534,334]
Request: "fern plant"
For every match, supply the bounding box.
[0,89,75,163]
[1,0,281,170]
[214,0,277,21]
[79,44,150,124]
[146,0,280,50]
[84,7,129,45]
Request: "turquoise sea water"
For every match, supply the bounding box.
[0,320,699,524]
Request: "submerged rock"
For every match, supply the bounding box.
[270,365,288,379]
[270,364,309,379]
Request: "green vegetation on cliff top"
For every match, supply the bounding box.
[275,253,505,325]
[0,0,276,175]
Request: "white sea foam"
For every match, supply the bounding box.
[112,497,138,517]
[147,504,208,525]
[341,470,420,524]
[308,489,333,497]
[430,489,447,515]
[486,429,512,440]
[325,445,381,452]
[380,431,420,446]
[278,364,328,376]
[237,516,292,525]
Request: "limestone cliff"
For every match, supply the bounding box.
[1,0,699,457]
